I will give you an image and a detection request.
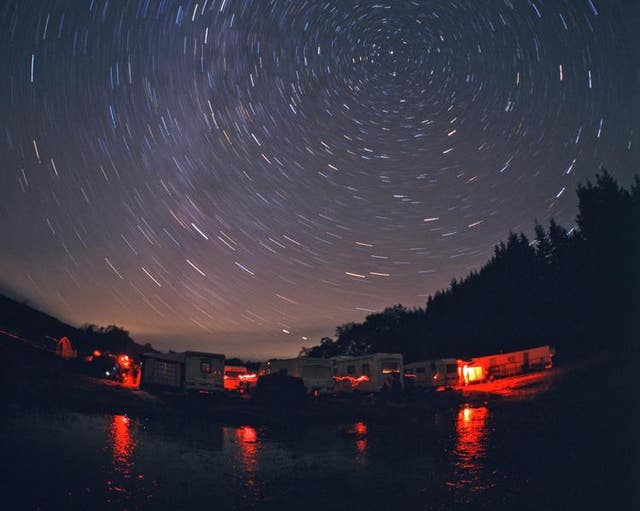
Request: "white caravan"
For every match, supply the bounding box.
[183,351,225,392]
[331,353,404,393]
[404,358,458,389]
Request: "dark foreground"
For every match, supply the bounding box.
[1,338,638,510]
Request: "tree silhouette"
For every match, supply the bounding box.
[308,170,640,362]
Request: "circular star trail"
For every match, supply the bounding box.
[0,0,637,357]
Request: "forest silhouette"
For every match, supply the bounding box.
[307,170,640,362]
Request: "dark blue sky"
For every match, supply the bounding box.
[1,0,638,358]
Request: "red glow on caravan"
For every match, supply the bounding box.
[333,375,370,384]
[461,365,483,385]
[333,374,370,391]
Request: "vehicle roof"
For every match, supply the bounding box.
[460,344,551,362]
[405,358,456,367]
[142,351,185,362]
[184,351,225,359]
[331,353,403,361]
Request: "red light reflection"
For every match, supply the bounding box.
[348,421,368,461]
[107,414,139,496]
[456,406,488,464]
[111,415,134,475]
[235,426,259,486]
[452,405,489,493]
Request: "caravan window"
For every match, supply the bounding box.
[200,361,212,373]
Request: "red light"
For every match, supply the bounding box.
[333,375,370,383]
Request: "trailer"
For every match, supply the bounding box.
[404,358,458,389]
[458,345,553,384]
[259,357,334,394]
[141,352,185,390]
[184,351,225,393]
[331,353,403,393]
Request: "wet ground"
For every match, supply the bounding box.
[2,362,636,511]
[1,335,637,510]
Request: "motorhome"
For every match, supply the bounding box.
[404,358,458,389]
[331,353,403,393]
[183,351,225,392]
[260,357,334,394]
[458,345,553,384]
[141,352,185,390]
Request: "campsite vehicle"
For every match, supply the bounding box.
[404,358,458,389]
[183,351,225,393]
[224,365,258,392]
[89,353,120,381]
[141,350,225,392]
[140,352,185,390]
[259,357,334,395]
[253,373,308,406]
[458,345,553,384]
[331,353,404,393]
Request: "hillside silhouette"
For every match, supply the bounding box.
[0,293,151,357]
[307,170,640,362]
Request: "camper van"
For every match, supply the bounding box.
[458,345,553,384]
[141,352,185,390]
[183,351,225,393]
[260,357,334,394]
[331,353,404,393]
[404,358,458,389]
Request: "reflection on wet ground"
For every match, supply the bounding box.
[1,393,633,511]
[234,425,259,486]
[347,421,368,462]
[452,406,490,498]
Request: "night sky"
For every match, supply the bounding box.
[0,0,638,358]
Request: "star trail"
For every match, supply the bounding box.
[0,0,637,357]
